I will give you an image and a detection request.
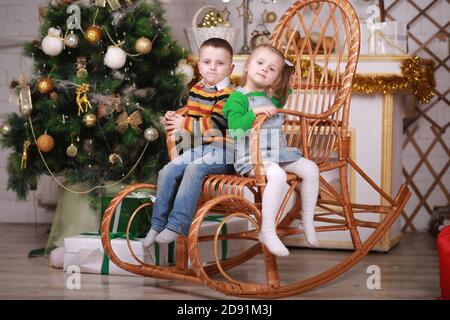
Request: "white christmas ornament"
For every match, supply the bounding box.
[42,27,64,56]
[104,46,127,69]
[175,59,194,85]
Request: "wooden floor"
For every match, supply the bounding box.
[0,223,440,300]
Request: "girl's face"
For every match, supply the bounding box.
[245,48,284,90]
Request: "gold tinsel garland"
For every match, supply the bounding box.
[229,56,435,104]
[352,56,435,104]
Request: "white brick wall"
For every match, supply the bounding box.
[0,0,448,229]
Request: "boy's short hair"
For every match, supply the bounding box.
[199,38,233,58]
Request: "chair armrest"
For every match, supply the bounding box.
[249,114,269,187]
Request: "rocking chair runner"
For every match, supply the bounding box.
[100,0,411,298]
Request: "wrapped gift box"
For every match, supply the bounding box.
[64,215,252,276]
[100,191,156,238]
[360,21,407,55]
[63,234,171,276]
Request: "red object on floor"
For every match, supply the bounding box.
[437,226,450,300]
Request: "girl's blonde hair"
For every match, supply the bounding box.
[240,44,294,106]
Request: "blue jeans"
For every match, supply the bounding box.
[151,144,234,235]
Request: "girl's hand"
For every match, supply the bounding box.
[253,106,277,117]
[165,114,185,132]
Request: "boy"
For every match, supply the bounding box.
[143,38,235,247]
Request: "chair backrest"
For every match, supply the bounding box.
[270,0,360,164]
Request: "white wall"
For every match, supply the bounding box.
[0,0,55,223]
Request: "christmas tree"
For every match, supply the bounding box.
[0,0,188,200]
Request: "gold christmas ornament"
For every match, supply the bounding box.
[76,83,93,115]
[144,127,159,141]
[116,110,143,134]
[82,113,97,127]
[20,140,31,170]
[198,9,226,28]
[265,11,277,23]
[0,123,12,137]
[109,153,122,165]
[37,132,55,153]
[135,37,152,55]
[85,25,103,44]
[37,78,54,94]
[66,143,78,157]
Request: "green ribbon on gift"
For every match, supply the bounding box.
[100,191,154,238]
[81,231,139,275]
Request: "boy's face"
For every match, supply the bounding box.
[198,46,234,87]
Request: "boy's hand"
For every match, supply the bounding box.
[165,114,185,132]
[161,110,177,128]
[253,106,277,118]
[164,110,176,119]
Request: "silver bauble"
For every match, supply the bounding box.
[144,127,159,141]
[64,33,79,48]
[0,123,12,137]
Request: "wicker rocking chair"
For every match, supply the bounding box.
[100,0,411,298]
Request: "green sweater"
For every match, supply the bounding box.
[223,90,284,132]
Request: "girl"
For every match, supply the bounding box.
[223,44,319,257]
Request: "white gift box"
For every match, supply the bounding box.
[360,21,408,55]
[63,216,252,276]
[63,234,166,276]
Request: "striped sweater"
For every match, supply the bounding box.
[183,79,234,140]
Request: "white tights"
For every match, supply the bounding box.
[250,158,319,256]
